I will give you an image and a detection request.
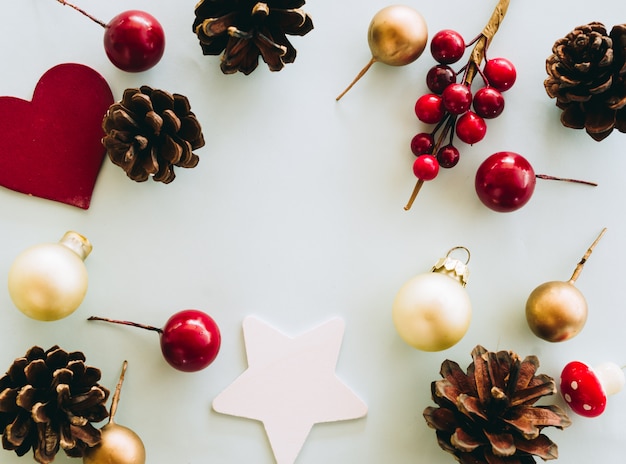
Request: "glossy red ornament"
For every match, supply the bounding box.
[88,310,221,372]
[415,94,444,124]
[430,29,465,64]
[455,111,486,144]
[475,152,535,212]
[412,155,439,180]
[104,10,165,72]
[484,58,517,92]
[160,310,221,372]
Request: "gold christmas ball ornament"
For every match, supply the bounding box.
[367,5,428,66]
[336,4,428,100]
[8,231,92,321]
[392,247,472,352]
[84,361,146,464]
[525,228,606,342]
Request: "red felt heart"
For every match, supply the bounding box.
[0,63,114,209]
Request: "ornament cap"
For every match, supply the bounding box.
[432,246,470,287]
[59,230,92,261]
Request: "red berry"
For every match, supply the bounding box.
[160,310,221,372]
[430,29,465,64]
[483,58,516,92]
[436,145,460,168]
[412,155,439,180]
[104,10,165,72]
[414,94,444,124]
[426,65,457,94]
[442,84,472,114]
[455,111,486,144]
[473,87,505,118]
[475,152,536,212]
[410,132,434,156]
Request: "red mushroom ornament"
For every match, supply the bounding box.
[560,361,625,417]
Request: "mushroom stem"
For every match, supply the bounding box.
[336,58,376,101]
[55,0,107,28]
[109,360,128,424]
[88,316,163,334]
[568,228,607,283]
[403,179,424,210]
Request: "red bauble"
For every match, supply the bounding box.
[475,152,536,212]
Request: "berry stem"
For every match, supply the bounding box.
[108,360,128,424]
[336,58,376,101]
[88,316,163,334]
[463,0,510,87]
[404,114,456,211]
[568,228,607,284]
[535,174,598,187]
[55,0,107,28]
[404,180,424,210]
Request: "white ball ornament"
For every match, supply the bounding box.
[8,231,92,321]
[392,247,472,351]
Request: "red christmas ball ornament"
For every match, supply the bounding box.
[475,152,535,212]
[56,0,165,72]
[88,310,221,372]
[103,10,165,72]
[475,152,598,212]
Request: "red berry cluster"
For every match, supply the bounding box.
[410,29,516,183]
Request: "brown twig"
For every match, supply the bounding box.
[88,316,163,334]
[336,58,376,101]
[109,360,128,424]
[56,0,107,28]
[569,228,607,283]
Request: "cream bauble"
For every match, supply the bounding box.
[8,231,91,321]
[392,247,472,351]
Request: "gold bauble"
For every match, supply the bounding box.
[367,5,428,66]
[525,281,587,342]
[83,423,146,464]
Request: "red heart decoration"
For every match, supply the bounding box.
[0,63,114,209]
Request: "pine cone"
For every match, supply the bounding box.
[193,0,314,75]
[102,86,204,183]
[545,22,626,141]
[0,346,110,464]
[423,345,571,464]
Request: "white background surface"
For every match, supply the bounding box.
[2,0,626,463]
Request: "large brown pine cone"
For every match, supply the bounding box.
[0,346,110,463]
[102,86,205,183]
[423,345,571,464]
[193,0,314,75]
[545,22,626,141]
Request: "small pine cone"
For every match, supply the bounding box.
[423,345,571,464]
[545,22,626,141]
[102,86,205,183]
[193,0,314,75]
[0,346,110,463]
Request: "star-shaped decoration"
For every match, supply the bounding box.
[212,316,368,464]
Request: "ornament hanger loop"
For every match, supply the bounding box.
[445,246,471,265]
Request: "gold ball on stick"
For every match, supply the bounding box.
[525,228,606,342]
[83,361,146,464]
[336,5,428,100]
